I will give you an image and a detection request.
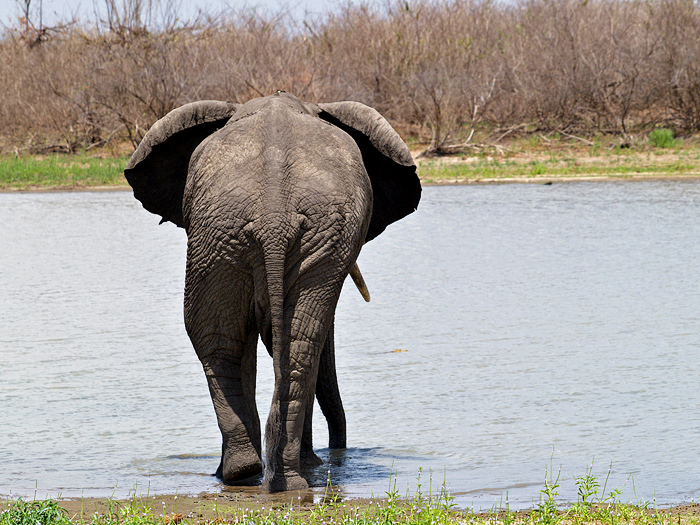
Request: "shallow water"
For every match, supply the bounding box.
[1,182,699,509]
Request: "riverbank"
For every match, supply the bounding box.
[3,491,699,525]
[415,133,700,184]
[2,135,700,192]
[0,151,129,191]
[3,465,700,524]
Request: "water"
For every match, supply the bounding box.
[1,182,699,509]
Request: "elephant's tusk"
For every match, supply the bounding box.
[349,262,371,302]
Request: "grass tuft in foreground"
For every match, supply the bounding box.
[0,499,71,525]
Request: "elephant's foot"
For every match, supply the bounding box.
[219,462,263,485]
[217,447,263,485]
[262,472,309,492]
[300,448,323,468]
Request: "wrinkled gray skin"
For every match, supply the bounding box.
[125,92,420,492]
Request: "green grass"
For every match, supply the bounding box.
[0,153,129,190]
[2,134,700,190]
[416,131,700,183]
[648,129,677,148]
[1,467,698,525]
[0,499,71,525]
[418,155,699,183]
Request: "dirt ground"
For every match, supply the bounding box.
[55,489,358,522]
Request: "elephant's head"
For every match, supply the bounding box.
[125,93,421,243]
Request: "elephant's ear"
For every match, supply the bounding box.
[316,101,421,242]
[125,101,239,228]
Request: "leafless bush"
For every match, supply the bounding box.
[203,11,330,102]
[500,0,665,134]
[303,0,509,153]
[5,0,700,153]
[654,0,700,131]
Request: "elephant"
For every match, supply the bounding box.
[124,91,421,492]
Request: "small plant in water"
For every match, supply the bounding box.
[600,462,628,505]
[535,461,562,525]
[575,460,600,508]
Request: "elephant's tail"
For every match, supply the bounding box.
[253,214,305,480]
[258,229,286,479]
[245,214,299,356]
[256,213,308,352]
[258,231,287,365]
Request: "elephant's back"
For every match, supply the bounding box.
[185,105,372,234]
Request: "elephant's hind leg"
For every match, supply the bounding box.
[316,322,346,449]
[208,330,262,484]
[300,321,346,469]
[301,394,323,468]
[184,259,263,484]
[262,271,346,492]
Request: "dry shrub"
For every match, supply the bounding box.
[5,0,700,153]
[655,0,700,131]
[0,31,104,152]
[504,0,665,134]
[304,0,508,153]
[202,12,331,102]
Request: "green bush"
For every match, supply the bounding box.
[649,128,676,148]
[0,499,71,525]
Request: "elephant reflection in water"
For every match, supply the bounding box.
[125,91,421,491]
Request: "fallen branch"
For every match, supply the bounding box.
[417,141,510,158]
[494,122,534,143]
[84,124,125,151]
[557,129,595,146]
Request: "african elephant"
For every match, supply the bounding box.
[125,91,421,491]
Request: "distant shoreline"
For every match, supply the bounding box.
[0,184,132,193]
[3,139,700,192]
[3,173,700,194]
